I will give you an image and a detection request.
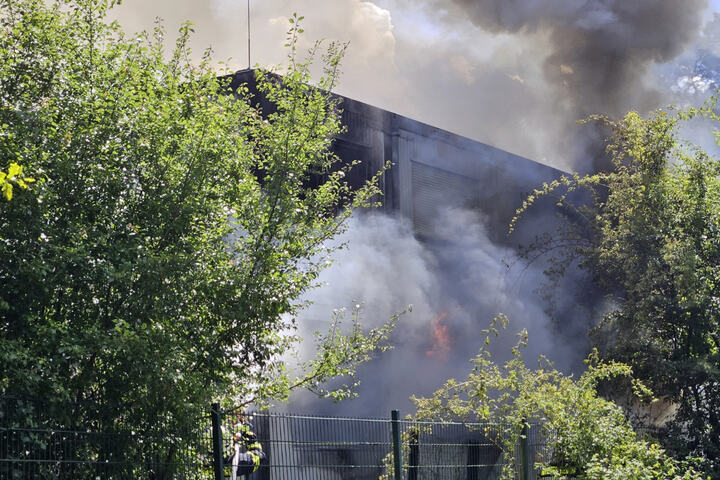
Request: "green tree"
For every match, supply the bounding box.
[407,317,703,480]
[0,0,394,470]
[517,109,720,475]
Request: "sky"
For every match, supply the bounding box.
[110,0,720,172]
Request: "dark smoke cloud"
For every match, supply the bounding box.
[440,0,707,170]
[106,1,717,416]
[109,0,712,172]
[287,210,581,416]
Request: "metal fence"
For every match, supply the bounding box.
[0,426,214,480]
[1,397,547,480]
[0,396,214,480]
[227,411,392,480]
[218,408,547,480]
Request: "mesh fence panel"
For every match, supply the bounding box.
[399,420,506,480]
[0,426,214,480]
[223,411,393,480]
[1,397,214,480]
[2,397,547,480]
[221,411,546,480]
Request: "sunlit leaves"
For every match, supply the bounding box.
[408,320,703,480]
[0,0,387,463]
[0,162,35,200]
[516,108,720,475]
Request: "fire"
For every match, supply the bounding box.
[426,312,452,361]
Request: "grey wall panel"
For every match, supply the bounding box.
[411,161,479,239]
[226,69,565,244]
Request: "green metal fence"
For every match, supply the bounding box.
[0,426,214,480]
[218,407,548,480]
[0,396,214,480]
[1,397,546,479]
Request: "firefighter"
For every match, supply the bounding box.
[225,417,266,479]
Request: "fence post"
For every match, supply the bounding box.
[391,410,403,480]
[408,428,419,480]
[519,421,530,480]
[211,403,224,480]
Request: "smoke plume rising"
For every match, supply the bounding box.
[426,0,707,171]
[289,210,579,416]
[109,0,714,171]
[104,1,720,415]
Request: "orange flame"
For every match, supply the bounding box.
[426,312,452,361]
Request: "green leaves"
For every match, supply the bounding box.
[517,108,720,475]
[0,0,387,468]
[255,304,404,406]
[409,320,703,480]
[0,162,35,200]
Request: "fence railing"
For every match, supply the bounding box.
[1,396,214,480]
[0,426,214,480]
[1,397,547,480]
[216,407,547,480]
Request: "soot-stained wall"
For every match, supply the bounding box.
[228,69,564,245]
[227,70,589,420]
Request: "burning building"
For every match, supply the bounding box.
[227,69,563,245]
[226,69,582,421]
[218,69,579,480]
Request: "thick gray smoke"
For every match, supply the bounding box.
[288,210,580,416]
[451,0,703,112]
[433,0,707,171]
[110,0,714,172]
[106,1,717,415]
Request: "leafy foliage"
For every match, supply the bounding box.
[0,162,34,201]
[517,109,720,475]
[409,317,703,480]
[257,304,404,404]
[0,0,393,464]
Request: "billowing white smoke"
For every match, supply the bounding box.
[289,210,579,416]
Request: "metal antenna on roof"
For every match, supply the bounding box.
[247,0,251,69]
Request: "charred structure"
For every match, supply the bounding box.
[225,69,588,425]
[228,69,563,245]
